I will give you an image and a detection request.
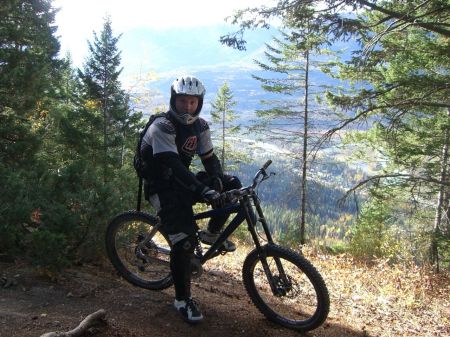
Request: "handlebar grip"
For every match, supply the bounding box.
[262,160,272,170]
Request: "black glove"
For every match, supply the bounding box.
[201,188,225,208]
[211,177,223,192]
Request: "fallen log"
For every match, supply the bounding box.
[40,309,106,337]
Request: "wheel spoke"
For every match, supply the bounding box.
[106,212,173,290]
[254,257,319,320]
[243,245,329,331]
[115,219,171,280]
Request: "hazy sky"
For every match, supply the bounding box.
[53,0,273,66]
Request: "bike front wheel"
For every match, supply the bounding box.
[242,244,329,331]
[105,211,173,290]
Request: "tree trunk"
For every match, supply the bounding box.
[300,49,310,245]
[102,71,109,184]
[103,103,108,183]
[431,108,450,272]
[222,104,226,171]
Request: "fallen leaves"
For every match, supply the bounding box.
[306,250,450,337]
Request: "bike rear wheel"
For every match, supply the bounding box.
[105,211,173,290]
[242,244,329,331]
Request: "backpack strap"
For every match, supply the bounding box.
[136,175,143,211]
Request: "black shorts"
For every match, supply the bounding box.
[155,173,241,236]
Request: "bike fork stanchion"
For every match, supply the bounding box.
[242,196,280,295]
[250,195,290,287]
[252,195,275,243]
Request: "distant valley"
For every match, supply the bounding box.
[120,24,365,234]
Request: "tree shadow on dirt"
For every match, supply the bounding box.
[99,265,369,337]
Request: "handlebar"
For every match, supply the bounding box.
[222,159,273,202]
[262,159,272,171]
[252,159,272,188]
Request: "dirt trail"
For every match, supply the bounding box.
[0,259,364,337]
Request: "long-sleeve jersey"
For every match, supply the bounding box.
[140,114,213,195]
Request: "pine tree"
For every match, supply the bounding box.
[327,4,449,267]
[252,27,337,244]
[78,16,131,182]
[0,0,61,256]
[0,0,60,167]
[210,82,241,170]
[222,0,450,266]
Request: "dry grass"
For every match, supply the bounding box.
[207,241,450,337]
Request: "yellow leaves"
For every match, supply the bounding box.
[36,99,43,110]
[35,100,49,118]
[39,109,49,118]
[404,293,420,309]
[354,171,364,182]
[85,99,100,110]
[130,70,159,83]
[338,213,353,224]
[30,119,42,131]
[299,247,450,336]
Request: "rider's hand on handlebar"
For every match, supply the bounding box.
[211,177,223,193]
[201,188,226,208]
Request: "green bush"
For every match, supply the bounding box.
[349,198,399,261]
[25,230,70,270]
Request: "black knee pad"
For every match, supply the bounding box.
[171,235,196,255]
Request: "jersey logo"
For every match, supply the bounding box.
[182,136,198,155]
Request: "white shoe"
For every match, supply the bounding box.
[198,230,236,252]
[174,298,203,323]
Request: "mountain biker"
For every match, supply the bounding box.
[140,75,242,323]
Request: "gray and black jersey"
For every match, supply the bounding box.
[140,114,213,195]
[141,115,213,167]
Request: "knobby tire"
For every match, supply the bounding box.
[242,244,329,332]
[105,210,173,290]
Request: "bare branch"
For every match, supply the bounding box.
[40,309,106,337]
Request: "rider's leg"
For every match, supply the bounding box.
[170,235,203,323]
[156,187,203,323]
[170,235,195,300]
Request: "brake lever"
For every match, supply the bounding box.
[260,171,275,183]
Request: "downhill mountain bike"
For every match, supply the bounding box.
[105,160,330,332]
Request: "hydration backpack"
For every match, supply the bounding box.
[133,112,167,210]
[133,112,167,178]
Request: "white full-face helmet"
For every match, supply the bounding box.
[169,75,206,125]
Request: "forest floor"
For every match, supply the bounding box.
[0,244,449,337]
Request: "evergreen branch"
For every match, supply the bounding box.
[363,20,412,57]
[321,93,449,147]
[356,0,450,37]
[322,106,374,140]
[341,173,450,202]
[363,1,448,56]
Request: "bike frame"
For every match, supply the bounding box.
[108,160,330,330]
[136,159,291,296]
[194,188,276,263]
[192,185,290,295]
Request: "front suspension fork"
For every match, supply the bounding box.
[244,196,290,296]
